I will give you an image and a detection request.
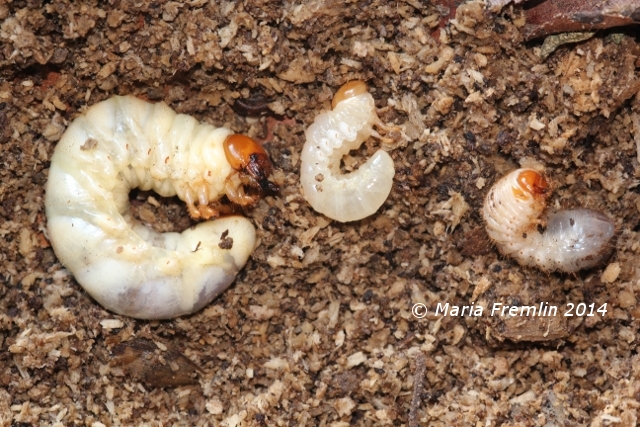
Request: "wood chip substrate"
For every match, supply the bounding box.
[1,1,639,425]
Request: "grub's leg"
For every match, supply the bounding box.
[371,128,395,145]
[198,205,218,219]
[184,191,201,219]
[372,115,399,143]
[197,186,218,219]
[185,190,218,220]
[225,171,258,206]
[372,115,406,148]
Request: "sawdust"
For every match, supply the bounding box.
[1,0,640,425]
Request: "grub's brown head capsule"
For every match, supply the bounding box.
[223,134,278,193]
[331,80,369,109]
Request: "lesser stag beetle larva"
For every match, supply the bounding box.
[46,95,278,319]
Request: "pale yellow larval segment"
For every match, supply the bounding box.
[45,95,256,319]
[482,168,615,273]
[300,91,395,222]
[483,169,542,251]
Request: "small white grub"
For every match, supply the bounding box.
[483,168,615,272]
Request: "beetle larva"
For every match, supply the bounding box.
[45,95,277,319]
[300,81,395,222]
[483,168,615,272]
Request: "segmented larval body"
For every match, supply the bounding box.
[483,168,615,273]
[45,95,257,319]
[300,81,395,222]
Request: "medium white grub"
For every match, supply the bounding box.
[300,81,395,222]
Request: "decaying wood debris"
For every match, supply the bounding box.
[487,0,640,40]
[2,0,640,424]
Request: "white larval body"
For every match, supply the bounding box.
[483,168,615,273]
[45,95,256,319]
[300,89,395,222]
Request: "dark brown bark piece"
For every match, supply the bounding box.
[111,338,202,387]
[408,353,427,427]
[523,0,640,40]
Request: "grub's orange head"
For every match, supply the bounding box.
[332,80,368,109]
[223,134,278,193]
[514,169,548,200]
[224,134,269,171]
